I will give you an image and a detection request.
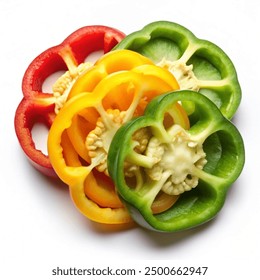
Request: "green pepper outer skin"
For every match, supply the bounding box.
[107,90,245,232]
[114,21,241,119]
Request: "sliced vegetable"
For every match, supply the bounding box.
[14,25,125,176]
[64,49,154,161]
[47,51,180,224]
[108,90,245,232]
[114,21,241,119]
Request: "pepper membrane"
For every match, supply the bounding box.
[108,90,245,232]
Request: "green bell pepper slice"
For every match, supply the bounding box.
[107,90,245,232]
[114,21,241,119]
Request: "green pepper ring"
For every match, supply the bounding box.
[115,20,241,119]
[108,90,245,232]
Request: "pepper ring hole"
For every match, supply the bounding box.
[84,50,104,64]
[163,112,175,130]
[42,70,67,94]
[31,122,49,155]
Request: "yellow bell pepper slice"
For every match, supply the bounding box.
[48,51,181,224]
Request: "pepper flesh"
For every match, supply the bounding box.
[47,51,181,224]
[14,25,125,177]
[114,20,241,119]
[107,90,245,232]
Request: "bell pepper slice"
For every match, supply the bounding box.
[114,20,241,119]
[14,25,125,177]
[64,49,154,161]
[107,90,245,232]
[65,50,178,162]
[47,59,180,224]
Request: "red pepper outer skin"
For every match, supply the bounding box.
[15,25,125,177]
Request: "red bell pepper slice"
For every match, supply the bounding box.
[14,25,125,177]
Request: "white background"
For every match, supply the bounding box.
[1,0,259,279]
